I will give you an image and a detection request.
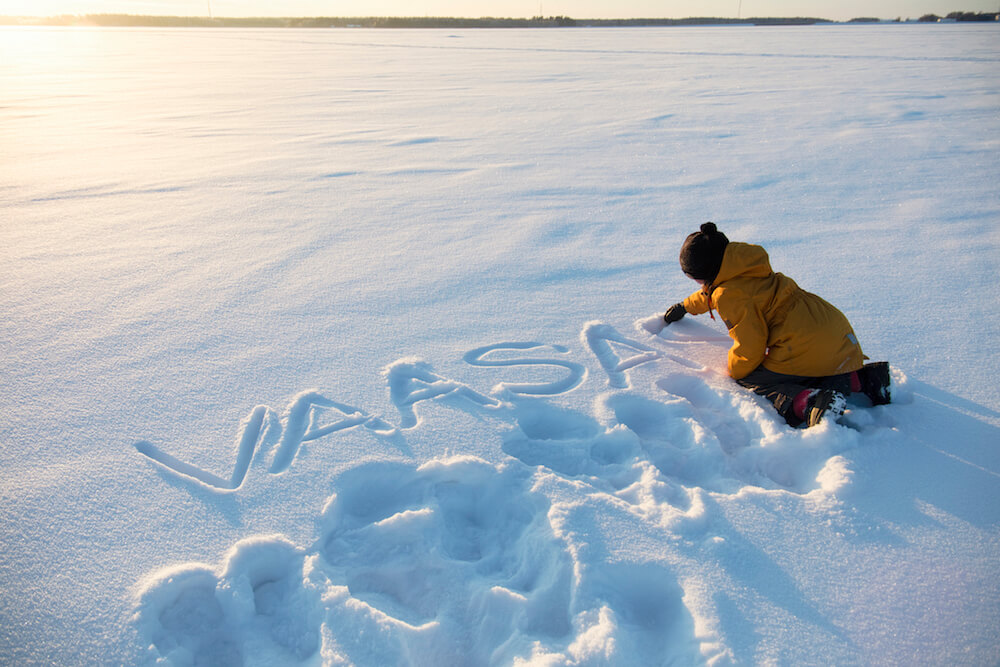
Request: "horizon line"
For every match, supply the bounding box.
[4,12,996,26]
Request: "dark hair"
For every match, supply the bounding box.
[679,222,729,282]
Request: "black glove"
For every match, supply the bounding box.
[663,303,687,325]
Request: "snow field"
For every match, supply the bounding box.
[1,24,999,666]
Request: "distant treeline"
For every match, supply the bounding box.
[850,11,1000,22]
[2,13,997,28]
[921,11,1000,21]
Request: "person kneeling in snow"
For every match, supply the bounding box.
[662,222,891,428]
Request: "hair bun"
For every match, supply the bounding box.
[680,222,730,282]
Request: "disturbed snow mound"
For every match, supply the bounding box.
[133,316,905,665]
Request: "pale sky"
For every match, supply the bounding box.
[1,0,997,22]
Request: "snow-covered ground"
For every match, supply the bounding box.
[2,23,999,665]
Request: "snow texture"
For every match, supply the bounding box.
[1,24,999,666]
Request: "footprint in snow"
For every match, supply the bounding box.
[133,537,319,666]
[146,568,243,666]
[501,399,640,484]
[315,458,574,654]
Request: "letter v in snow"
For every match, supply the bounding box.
[134,405,273,491]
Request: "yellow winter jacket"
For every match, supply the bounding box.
[682,242,865,380]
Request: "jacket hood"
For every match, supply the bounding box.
[713,242,773,285]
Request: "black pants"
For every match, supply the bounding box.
[736,366,852,427]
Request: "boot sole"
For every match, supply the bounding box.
[861,362,891,406]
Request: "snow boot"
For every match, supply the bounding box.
[855,361,891,406]
[794,389,847,428]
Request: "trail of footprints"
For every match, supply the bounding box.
[134,317,892,665]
